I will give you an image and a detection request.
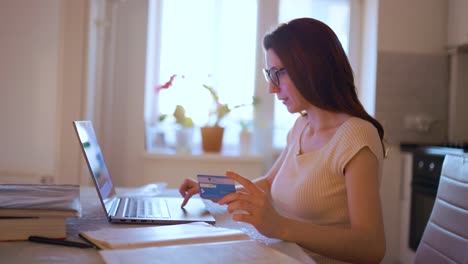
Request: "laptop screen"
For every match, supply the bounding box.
[73,121,117,213]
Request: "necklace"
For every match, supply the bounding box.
[296,121,310,156]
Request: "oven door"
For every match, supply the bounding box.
[399,151,444,264]
[409,179,438,251]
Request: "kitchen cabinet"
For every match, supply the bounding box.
[399,151,414,264]
[447,0,468,142]
[380,147,403,264]
[448,51,468,142]
[447,0,468,47]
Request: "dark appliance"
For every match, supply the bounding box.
[408,144,466,251]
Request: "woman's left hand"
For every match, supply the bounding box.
[218,170,285,239]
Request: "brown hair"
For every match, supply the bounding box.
[263,18,385,152]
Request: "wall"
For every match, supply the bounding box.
[56,0,89,185]
[95,0,148,187]
[0,1,60,181]
[375,0,449,144]
[0,0,87,184]
[358,0,379,115]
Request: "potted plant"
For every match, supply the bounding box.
[153,74,196,152]
[153,74,258,153]
[201,84,258,152]
[154,105,194,153]
[172,105,194,153]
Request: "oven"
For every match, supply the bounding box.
[408,151,444,251]
[399,144,466,264]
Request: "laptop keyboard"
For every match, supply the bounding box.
[123,198,170,218]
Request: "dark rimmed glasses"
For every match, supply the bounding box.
[263,67,287,87]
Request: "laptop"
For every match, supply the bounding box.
[73,120,215,225]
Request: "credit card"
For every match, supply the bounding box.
[197,174,236,199]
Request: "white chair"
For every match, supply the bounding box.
[414,154,468,264]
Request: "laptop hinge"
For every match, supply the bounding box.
[108,197,120,217]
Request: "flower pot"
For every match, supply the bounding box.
[175,126,193,153]
[201,126,224,152]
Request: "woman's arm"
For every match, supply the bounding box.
[279,147,385,263]
[180,147,287,207]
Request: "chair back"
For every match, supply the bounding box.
[414,154,468,264]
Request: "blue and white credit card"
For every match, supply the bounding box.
[197,174,236,199]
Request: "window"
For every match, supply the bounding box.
[274,0,351,148]
[145,0,356,153]
[146,0,258,150]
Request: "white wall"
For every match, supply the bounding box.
[0,0,87,184]
[378,0,448,54]
[0,1,60,180]
[56,0,89,185]
[96,0,148,187]
[358,0,379,115]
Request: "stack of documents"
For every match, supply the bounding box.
[100,240,303,264]
[79,222,249,249]
[0,184,81,241]
[80,222,302,264]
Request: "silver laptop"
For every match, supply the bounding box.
[73,120,215,225]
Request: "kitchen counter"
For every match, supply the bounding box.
[400,142,467,154]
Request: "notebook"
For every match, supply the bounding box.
[73,120,215,225]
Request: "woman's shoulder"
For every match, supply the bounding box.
[340,117,378,136]
[330,117,384,174]
[333,117,383,155]
[345,117,382,151]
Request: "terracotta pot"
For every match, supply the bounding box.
[201,126,224,152]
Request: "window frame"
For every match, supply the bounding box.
[144,0,362,161]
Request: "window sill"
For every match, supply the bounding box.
[144,148,264,163]
[142,149,265,188]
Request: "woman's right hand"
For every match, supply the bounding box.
[179,178,200,208]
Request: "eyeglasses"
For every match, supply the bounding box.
[263,67,287,87]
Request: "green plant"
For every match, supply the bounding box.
[155,75,194,128]
[173,105,194,128]
[158,114,168,123]
[239,119,253,131]
[202,84,259,127]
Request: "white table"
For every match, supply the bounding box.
[0,186,315,263]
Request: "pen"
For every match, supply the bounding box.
[28,236,95,249]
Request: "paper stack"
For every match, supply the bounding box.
[0,184,81,241]
[80,222,303,264]
[99,240,303,264]
[79,222,250,250]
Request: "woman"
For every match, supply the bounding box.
[179,18,386,264]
